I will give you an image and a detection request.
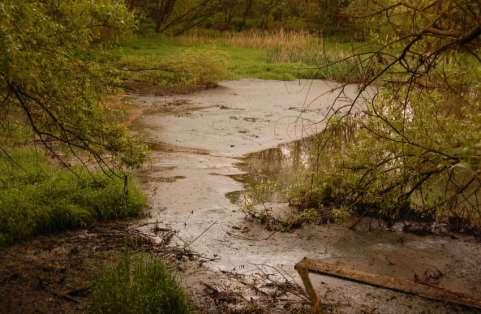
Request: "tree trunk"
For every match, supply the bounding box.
[154,0,177,33]
[241,0,253,30]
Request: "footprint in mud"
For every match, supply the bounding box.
[288,106,309,113]
[151,176,186,183]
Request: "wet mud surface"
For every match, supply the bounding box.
[132,79,481,313]
[0,221,185,313]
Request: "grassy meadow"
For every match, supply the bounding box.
[114,30,369,93]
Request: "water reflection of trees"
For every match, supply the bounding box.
[243,138,313,183]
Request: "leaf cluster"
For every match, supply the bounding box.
[0,0,144,170]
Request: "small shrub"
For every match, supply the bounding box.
[119,48,228,94]
[331,206,351,224]
[89,253,192,314]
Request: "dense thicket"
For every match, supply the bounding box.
[127,0,356,36]
[296,0,481,229]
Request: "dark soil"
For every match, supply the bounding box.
[0,220,176,314]
[0,220,307,314]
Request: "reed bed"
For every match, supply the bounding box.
[176,30,357,66]
[176,29,318,50]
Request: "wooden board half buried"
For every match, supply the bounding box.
[295,257,481,312]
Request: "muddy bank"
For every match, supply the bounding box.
[132,79,481,313]
[0,221,182,313]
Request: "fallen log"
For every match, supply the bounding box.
[295,257,481,313]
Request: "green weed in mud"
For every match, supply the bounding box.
[89,253,192,314]
[243,205,323,232]
[0,149,145,247]
[240,180,329,231]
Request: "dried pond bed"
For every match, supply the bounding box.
[133,80,481,313]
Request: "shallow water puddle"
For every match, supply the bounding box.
[229,136,315,206]
[131,79,481,313]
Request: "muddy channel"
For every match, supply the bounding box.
[131,79,481,313]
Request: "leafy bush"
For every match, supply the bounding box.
[0,149,145,246]
[89,253,192,314]
[277,1,481,232]
[288,78,481,228]
[0,0,142,168]
[119,48,228,94]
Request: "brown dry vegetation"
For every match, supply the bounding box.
[176,29,316,49]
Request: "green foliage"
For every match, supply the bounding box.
[0,0,144,169]
[245,207,322,232]
[130,0,358,37]
[288,1,481,229]
[0,149,145,247]
[331,206,351,224]
[89,253,192,314]
[119,47,228,93]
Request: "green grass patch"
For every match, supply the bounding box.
[89,253,192,314]
[0,149,145,246]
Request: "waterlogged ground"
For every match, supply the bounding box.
[131,79,481,313]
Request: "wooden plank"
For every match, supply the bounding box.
[295,257,481,312]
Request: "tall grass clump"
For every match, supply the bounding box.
[0,149,145,246]
[177,29,315,50]
[89,253,192,314]
[119,48,228,94]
